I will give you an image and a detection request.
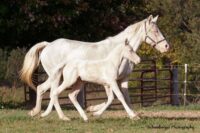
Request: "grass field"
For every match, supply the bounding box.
[0,105,200,133]
[0,88,200,133]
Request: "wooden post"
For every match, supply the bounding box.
[29,88,36,105]
[184,64,187,106]
[171,66,180,105]
[28,69,38,106]
[77,85,86,108]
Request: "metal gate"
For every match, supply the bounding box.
[24,59,173,108]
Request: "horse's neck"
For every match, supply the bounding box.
[96,21,145,53]
[109,32,129,44]
[129,21,145,51]
[106,44,124,68]
[118,21,145,75]
[111,21,145,52]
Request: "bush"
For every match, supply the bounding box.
[5,47,27,88]
[0,49,7,82]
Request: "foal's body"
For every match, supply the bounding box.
[42,41,141,121]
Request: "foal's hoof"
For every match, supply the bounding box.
[41,112,49,118]
[60,116,71,121]
[92,111,102,117]
[86,106,95,112]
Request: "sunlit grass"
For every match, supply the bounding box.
[0,109,199,133]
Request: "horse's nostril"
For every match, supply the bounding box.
[165,44,169,49]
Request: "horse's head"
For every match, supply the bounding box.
[144,15,170,53]
[124,39,141,64]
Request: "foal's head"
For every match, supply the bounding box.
[144,15,170,53]
[123,39,140,64]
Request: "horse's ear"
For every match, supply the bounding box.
[147,15,153,24]
[152,15,159,23]
[125,39,129,46]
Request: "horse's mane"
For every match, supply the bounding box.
[107,20,145,44]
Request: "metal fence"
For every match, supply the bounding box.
[24,59,174,108]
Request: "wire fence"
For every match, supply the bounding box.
[130,63,200,106]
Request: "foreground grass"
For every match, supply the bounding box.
[0,108,199,133]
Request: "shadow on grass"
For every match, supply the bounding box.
[0,101,26,109]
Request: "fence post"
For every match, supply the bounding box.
[77,85,86,108]
[171,66,180,105]
[184,64,188,106]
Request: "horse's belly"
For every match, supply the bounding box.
[78,66,107,85]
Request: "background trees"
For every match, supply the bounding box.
[0,0,199,87]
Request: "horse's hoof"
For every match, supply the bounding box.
[28,109,40,117]
[60,116,71,121]
[130,115,140,120]
[83,118,89,122]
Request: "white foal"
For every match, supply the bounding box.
[41,39,141,121]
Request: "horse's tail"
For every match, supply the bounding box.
[20,41,49,89]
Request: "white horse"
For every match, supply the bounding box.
[42,39,141,121]
[20,15,169,117]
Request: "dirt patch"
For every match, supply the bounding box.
[139,111,200,119]
[98,110,200,119]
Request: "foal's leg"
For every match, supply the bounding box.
[42,68,78,121]
[68,81,88,121]
[93,86,114,116]
[29,78,51,116]
[87,78,131,113]
[110,81,137,119]
[86,85,110,112]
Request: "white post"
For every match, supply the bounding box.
[184,64,188,106]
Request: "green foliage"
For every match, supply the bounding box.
[0,49,7,81]
[143,0,200,64]
[6,48,26,88]
[0,0,199,97]
[0,0,199,65]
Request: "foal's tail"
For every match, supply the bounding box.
[20,41,49,89]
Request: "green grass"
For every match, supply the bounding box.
[1,87,200,133]
[0,108,199,133]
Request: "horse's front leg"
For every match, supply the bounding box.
[86,85,110,112]
[110,81,137,119]
[120,78,132,108]
[28,78,51,117]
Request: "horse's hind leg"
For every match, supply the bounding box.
[68,80,88,121]
[42,67,78,121]
[28,78,51,116]
[41,74,61,117]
